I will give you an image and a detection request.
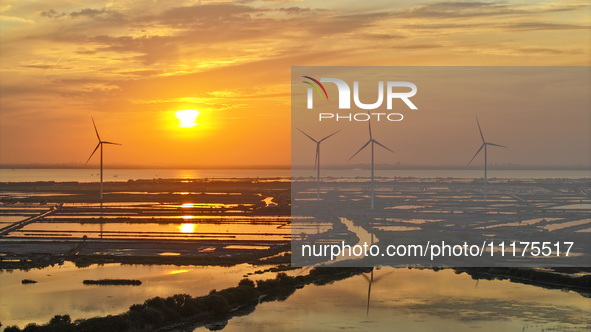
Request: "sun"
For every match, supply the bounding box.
[176,110,199,128]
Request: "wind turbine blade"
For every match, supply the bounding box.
[373,269,395,282]
[318,129,341,143]
[102,141,122,145]
[476,117,485,143]
[373,139,394,153]
[85,143,101,165]
[467,144,485,166]
[368,119,373,140]
[297,128,318,143]
[91,117,101,141]
[348,140,371,161]
[314,145,319,171]
[487,142,507,148]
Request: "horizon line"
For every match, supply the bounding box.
[0,163,589,171]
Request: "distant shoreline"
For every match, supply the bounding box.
[1,165,589,170]
[1,168,589,183]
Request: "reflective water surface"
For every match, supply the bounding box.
[8,221,291,241]
[194,268,590,332]
[1,264,589,330]
[0,263,280,328]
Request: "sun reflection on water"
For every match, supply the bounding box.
[179,223,195,233]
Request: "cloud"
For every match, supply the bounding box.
[0,14,34,23]
[79,82,121,92]
[115,69,163,76]
[10,1,588,79]
[512,47,579,55]
[27,1,586,73]
[40,9,64,18]
[41,7,125,21]
[397,1,521,18]
[401,21,589,32]
[276,7,312,15]
[357,33,406,40]
[69,8,125,21]
[0,2,12,13]
[454,45,582,56]
[149,3,262,26]
[92,35,181,64]
[502,22,590,31]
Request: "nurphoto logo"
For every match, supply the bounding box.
[303,76,418,122]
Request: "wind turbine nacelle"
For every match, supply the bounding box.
[307,79,418,110]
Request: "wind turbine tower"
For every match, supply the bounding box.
[298,128,340,200]
[85,117,121,200]
[467,118,507,203]
[349,121,394,209]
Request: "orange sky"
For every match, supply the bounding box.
[0,0,589,167]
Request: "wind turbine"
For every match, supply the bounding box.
[349,120,394,209]
[467,117,507,203]
[85,117,121,200]
[297,128,340,200]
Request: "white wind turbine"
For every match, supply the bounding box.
[85,117,121,200]
[349,121,394,209]
[298,128,340,200]
[467,117,507,203]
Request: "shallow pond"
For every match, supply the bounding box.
[8,221,291,241]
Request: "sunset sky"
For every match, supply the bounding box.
[0,0,589,168]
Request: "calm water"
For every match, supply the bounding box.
[0,262,286,328]
[1,264,589,330]
[0,169,291,182]
[9,221,291,241]
[193,268,591,332]
[0,169,589,183]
